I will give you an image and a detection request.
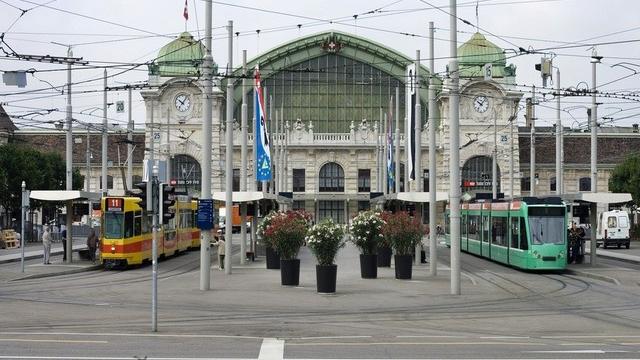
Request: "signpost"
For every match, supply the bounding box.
[197,199,214,230]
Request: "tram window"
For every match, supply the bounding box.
[492,217,506,246]
[104,212,124,239]
[510,217,519,249]
[520,217,528,250]
[468,215,479,240]
[461,214,467,238]
[124,212,134,238]
[482,215,490,243]
[134,211,142,236]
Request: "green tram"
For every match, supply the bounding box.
[444,197,567,271]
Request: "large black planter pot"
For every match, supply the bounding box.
[377,246,392,267]
[265,247,280,269]
[280,259,300,286]
[359,254,378,279]
[394,254,413,280]
[316,264,337,293]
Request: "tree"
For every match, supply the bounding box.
[0,144,84,228]
[609,153,640,206]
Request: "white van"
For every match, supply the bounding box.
[596,210,630,249]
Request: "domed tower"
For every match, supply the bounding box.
[438,32,523,198]
[141,31,224,196]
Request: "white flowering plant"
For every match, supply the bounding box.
[349,210,385,255]
[256,211,279,248]
[305,218,346,266]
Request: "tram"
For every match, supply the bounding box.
[100,196,200,268]
[445,197,567,271]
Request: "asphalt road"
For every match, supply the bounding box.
[1,236,640,359]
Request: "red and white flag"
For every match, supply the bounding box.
[183,0,189,21]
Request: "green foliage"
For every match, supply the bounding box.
[265,210,312,260]
[306,218,346,265]
[609,154,640,205]
[0,144,84,225]
[349,210,384,255]
[381,211,426,255]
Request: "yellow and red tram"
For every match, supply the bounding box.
[100,196,200,268]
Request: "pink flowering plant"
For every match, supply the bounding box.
[263,210,312,260]
[306,218,346,266]
[381,211,426,255]
[349,210,385,255]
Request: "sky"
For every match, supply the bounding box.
[1,0,640,133]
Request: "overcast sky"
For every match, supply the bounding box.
[2,0,640,132]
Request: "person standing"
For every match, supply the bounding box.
[211,238,225,270]
[42,226,51,264]
[60,225,67,261]
[86,228,97,264]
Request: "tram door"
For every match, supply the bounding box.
[481,212,491,257]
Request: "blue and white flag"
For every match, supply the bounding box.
[387,96,395,191]
[254,66,272,181]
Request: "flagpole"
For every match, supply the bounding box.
[383,112,388,195]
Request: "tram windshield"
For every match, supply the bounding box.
[528,207,565,245]
[104,212,124,239]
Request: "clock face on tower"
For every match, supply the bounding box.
[174,93,191,113]
[473,95,489,113]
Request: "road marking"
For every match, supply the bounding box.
[481,336,530,339]
[287,341,541,346]
[0,357,254,360]
[0,338,107,344]
[396,335,467,338]
[0,332,262,340]
[294,335,372,340]
[258,338,284,360]
[524,350,624,354]
[542,335,640,338]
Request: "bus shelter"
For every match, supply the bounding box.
[560,192,632,266]
[29,190,102,264]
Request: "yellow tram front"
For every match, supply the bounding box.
[100,197,153,268]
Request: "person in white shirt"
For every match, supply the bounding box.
[211,238,225,270]
[42,226,51,264]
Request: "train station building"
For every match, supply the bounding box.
[8,30,640,224]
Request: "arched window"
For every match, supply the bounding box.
[319,162,344,192]
[462,156,500,193]
[579,177,591,192]
[171,154,201,195]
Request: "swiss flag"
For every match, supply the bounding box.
[183,0,188,21]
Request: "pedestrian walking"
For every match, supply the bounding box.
[211,237,225,270]
[42,226,51,264]
[86,228,98,263]
[61,225,67,261]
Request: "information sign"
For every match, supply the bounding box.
[197,199,214,230]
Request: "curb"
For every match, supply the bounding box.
[565,269,621,285]
[10,264,103,281]
[0,247,87,265]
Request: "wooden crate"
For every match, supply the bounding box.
[1,230,18,249]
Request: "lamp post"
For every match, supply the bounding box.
[21,181,28,273]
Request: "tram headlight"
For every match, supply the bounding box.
[111,244,116,253]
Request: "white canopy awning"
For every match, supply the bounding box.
[372,191,450,203]
[211,191,291,203]
[29,190,102,202]
[561,192,632,204]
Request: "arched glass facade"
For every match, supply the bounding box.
[462,156,500,193]
[238,54,424,133]
[171,154,201,195]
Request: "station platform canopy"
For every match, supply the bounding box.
[371,191,449,204]
[211,191,292,204]
[560,192,632,204]
[29,190,101,202]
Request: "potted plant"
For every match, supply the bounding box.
[266,210,312,286]
[378,212,393,267]
[382,211,425,280]
[306,219,346,293]
[349,210,385,279]
[257,211,280,269]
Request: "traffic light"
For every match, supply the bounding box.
[132,182,148,211]
[160,184,176,224]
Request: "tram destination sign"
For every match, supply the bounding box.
[197,199,214,230]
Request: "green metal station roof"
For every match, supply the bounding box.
[458,32,515,78]
[149,32,208,77]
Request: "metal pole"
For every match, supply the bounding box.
[428,21,437,276]
[224,20,233,274]
[395,87,400,193]
[65,47,73,264]
[530,85,536,196]
[449,0,461,295]
[166,106,171,183]
[492,113,497,199]
[274,109,279,195]
[377,110,381,192]
[510,117,514,198]
[240,50,248,265]
[415,50,422,192]
[200,0,213,290]
[86,127,91,192]
[102,69,108,196]
[127,87,133,188]
[556,69,562,195]
[151,165,159,332]
[590,50,600,266]
[383,113,388,195]
[21,181,26,273]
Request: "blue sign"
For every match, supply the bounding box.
[197,199,214,230]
